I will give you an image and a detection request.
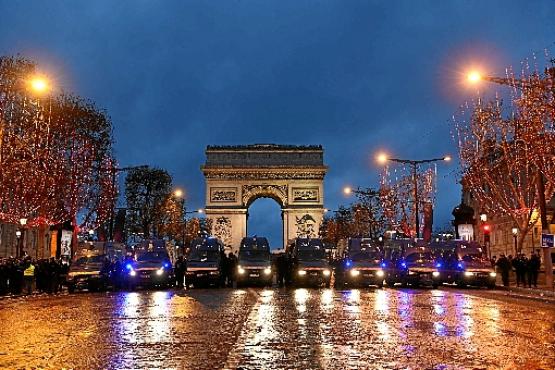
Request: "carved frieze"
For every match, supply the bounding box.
[292,187,319,202]
[210,187,237,202]
[213,216,232,247]
[296,214,317,238]
[242,184,288,206]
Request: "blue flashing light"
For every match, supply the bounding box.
[401,262,407,269]
[125,263,133,270]
[345,260,352,267]
[436,262,442,268]
[163,262,169,268]
[457,262,464,270]
[381,262,387,268]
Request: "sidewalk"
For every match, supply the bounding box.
[496,271,555,299]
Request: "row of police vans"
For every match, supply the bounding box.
[65,235,496,292]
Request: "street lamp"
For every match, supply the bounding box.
[512,227,518,255]
[17,218,28,258]
[28,76,50,94]
[375,152,451,239]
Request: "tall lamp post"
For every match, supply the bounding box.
[376,153,451,239]
[18,218,28,258]
[173,189,203,251]
[467,67,554,287]
[512,227,518,255]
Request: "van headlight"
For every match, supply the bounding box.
[129,270,136,277]
[156,268,164,276]
[376,270,385,277]
[263,267,272,275]
[238,267,245,275]
[323,269,331,276]
[350,269,360,277]
[432,271,440,277]
[298,270,307,276]
[489,272,497,278]
[464,271,474,277]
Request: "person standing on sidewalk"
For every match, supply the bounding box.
[527,252,541,288]
[512,254,527,287]
[496,254,511,287]
[23,258,35,295]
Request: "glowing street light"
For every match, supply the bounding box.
[467,71,482,84]
[174,189,184,198]
[376,152,388,165]
[343,186,353,196]
[28,76,50,94]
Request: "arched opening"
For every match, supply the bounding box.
[247,198,283,249]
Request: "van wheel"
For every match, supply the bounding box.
[67,284,75,294]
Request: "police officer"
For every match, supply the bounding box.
[23,259,35,295]
[174,256,185,288]
[527,253,541,288]
[496,254,511,287]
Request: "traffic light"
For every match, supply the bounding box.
[483,224,491,243]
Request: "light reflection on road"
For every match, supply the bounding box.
[0,287,553,369]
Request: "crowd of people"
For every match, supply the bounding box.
[0,256,69,296]
[492,252,541,287]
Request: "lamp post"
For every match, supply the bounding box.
[376,153,451,239]
[15,230,22,257]
[173,188,204,251]
[512,227,518,255]
[18,218,27,258]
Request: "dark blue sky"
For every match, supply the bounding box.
[1,1,553,247]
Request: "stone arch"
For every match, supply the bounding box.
[242,184,288,208]
[202,144,327,251]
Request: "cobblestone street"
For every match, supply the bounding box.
[0,287,553,369]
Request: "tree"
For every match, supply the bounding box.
[125,166,172,237]
[0,56,115,230]
[454,97,555,252]
[157,193,184,241]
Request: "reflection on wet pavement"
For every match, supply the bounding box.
[0,288,553,369]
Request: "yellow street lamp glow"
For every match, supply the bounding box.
[174,189,183,198]
[467,71,481,84]
[443,155,451,162]
[376,153,388,164]
[197,209,204,214]
[343,186,353,196]
[29,76,49,93]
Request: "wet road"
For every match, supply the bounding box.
[0,288,554,369]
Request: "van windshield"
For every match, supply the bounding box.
[405,252,433,263]
[73,255,105,265]
[239,249,269,261]
[189,249,220,262]
[137,251,169,262]
[298,249,326,261]
[349,249,381,261]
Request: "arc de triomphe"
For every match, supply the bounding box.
[202,144,327,251]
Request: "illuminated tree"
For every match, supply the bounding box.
[0,56,115,231]
[380,165,437,237]
[453,97,555,251]
[124,166,172,237]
